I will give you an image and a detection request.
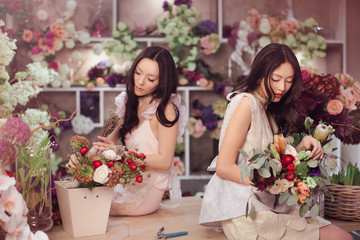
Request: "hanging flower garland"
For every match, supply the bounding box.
[226,8,326,74]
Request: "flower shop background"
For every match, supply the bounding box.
[4,0,360,195]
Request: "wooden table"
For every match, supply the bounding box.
[47,196,360,240]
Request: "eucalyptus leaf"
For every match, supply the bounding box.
[239,149,249,158]
[310,204,320,219]
[254,192,261,201]
[249,204,255,220]
[253,148,262,155]
[257,168,271,178]
[307,160,318,168]
[245,201,249,218]
[269,161,278,176]
[240,164,250,181]
[249,154,260,162]
[251,157,266,169]
[287,194,298,206]
[305,196,313,205]
[279,191,289,204]
[299,203,310,217]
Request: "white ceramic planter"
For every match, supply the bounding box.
[55,181,114,238]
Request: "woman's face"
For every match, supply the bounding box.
[260,62,294,102]
[133,58,159,97]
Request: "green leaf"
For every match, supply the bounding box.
[287,194,298,206]
[245,201,249,218]
[310,204,320,219]
[249,154,260,162]
[269,160,278,176]
[239,149,249,158]
[257,168,271,178]
[254,193,261,201]
[279,191,289,204]
[305,196,313,205]
[249,204,255,220]
[307,160,318,168]
[240,164,250,181]
[251,157,266,169]
[299,203,310,217]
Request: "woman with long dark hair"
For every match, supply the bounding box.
[199,43,351,240]
[92,46,186,216]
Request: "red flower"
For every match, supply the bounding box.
[129,163,137,171]
[126,158,133,164]
[140,164,146,170]
[281,154,295,166]
[286,171,295,181]
[133,152,139,158]
[80,146,89,156]
[136,175,143,183]
[119,157,125,163]
[4,170,14,178]
[107,161,114,167]
[140,153,146,160]
[93,160,102,169]
[286,163,296,171]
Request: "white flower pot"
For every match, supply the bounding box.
[55,181,114,237]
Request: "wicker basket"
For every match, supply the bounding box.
[324,184,360,221]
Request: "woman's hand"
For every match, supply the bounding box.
[92,136,116,151]
[65,154,78,171]
[296,135,324,160]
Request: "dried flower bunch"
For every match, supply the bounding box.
[68,136,147,189]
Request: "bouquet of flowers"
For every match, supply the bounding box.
[240,118,337,219]
[187,98,227,140]
[67,136,147,189]
[298,69,360,144]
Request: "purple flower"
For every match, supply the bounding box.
[0,140,16,163]
[200,106,218,131]
[1,117,31,145]
[87,66,104,80]
[162,1,169,11]
[174,0,192,8]
[98,61,107,70]
[247,32,258,43]
[192,99,200,109]
[309,166,321,177]
[214,84,225,95]
[197,20,217,35]
[105,74,120,88]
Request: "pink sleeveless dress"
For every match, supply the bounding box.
[110,92,186,216]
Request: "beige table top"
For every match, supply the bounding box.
[47,196,226,240]
[47,196,359,239]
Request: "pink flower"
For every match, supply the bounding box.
[49,60,58,70]
[96,77,105,86]
[1,117,31,146]
[86,82,95,91]
[301,69,311,84]
[197,78,208,87]
[31,46,41,55]
[0,175,15,192]
[34,31,41,38]
[46,38,54,48]
[179,78,188,85]
[22,30,33,42]
[0,140,16,164]
[187,118,206,138]
[327,99,343,115]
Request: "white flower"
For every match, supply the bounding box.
[65,39,75,49]
[92,43,103,55]
[66,0,77,11]
[269,179,282,195]
[36,10,48,21]
[0,175,15,191]
[258,36,271,48]
[71,114,95,135]
[102,150,116,160]
[33,230,49,240]
[58,64,70,76]
[280,179,294,192]
[62,79,72,88]
[93,165,110,184]
[76,31,90,44]
[71,50,82,61]
[259,17,271,34]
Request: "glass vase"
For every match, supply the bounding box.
[311,188,325,218]
[16,147,53,232]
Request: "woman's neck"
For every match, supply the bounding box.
[138,94,153,105]
[253,89,268,109]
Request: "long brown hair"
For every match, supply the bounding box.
[119,46,179,144]
[233,43,304,134]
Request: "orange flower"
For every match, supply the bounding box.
[50,23,66,40]
[297,182,310,196]
[298,193,307,205]
[22,29,33,42]
[274,134,287,156]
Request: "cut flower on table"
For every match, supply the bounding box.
[239,119,337,219]
[66,135,148,189]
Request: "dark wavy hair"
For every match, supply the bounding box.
[232,43,304,134]
[119,46,179,144]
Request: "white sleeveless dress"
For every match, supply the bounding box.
[199,92,330,239]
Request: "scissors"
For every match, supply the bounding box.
[156,226,188,239]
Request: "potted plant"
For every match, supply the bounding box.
[55,135,147,237]
[325,163,360,221]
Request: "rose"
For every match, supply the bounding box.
[102,149,117,160]
[282,154,295,166]
[286,171,295,181]
[286,163,296,171]
[297,182,310,196]
[80,146,88,156]
[136,175,143,183]
[298,193,307,205]
[327,99,343,115]
[92,160,102,169]
[93,165,110,184]
[129,163,137,171]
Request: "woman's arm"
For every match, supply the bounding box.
[144,102,178,171]
[216,96,253,185]
[296,135,324,160]
[91,118,123,152]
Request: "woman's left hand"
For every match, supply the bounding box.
[297,135,324,160]
[92,136,116,151]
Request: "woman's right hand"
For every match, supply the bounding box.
[92,136,116,151]
[65,154,78,171]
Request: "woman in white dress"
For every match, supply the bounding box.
[199,43,352,240]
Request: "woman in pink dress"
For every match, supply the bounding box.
[92,46,186,216]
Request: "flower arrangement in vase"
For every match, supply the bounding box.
[239,118,337,219]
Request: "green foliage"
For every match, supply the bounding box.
[331,162,360,186]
